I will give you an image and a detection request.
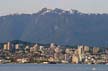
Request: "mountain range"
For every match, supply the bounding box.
[0,8,108,47]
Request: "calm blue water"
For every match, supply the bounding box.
[0,64,108,71]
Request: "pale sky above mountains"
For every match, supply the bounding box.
[0,0,108,15]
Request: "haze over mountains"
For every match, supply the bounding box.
[0,8,108,47]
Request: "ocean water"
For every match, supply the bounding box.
[0,64,108,71]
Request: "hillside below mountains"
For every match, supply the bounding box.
[0,8,108,47]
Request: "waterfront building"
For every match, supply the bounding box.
[15,44,19,49]
[7,42,11,50]
[32,44,40,52]
[93,47,100,54]
[84,46,89,53]
[3,44,7,50]
[77,45,84,62]
[50,43,57,48]
[72,54,79,64]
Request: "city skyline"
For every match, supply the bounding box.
[0,39,108,64]
[0,0,108,16]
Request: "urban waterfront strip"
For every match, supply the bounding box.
[0,40,108,64]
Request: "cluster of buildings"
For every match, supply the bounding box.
[0,40,108,64]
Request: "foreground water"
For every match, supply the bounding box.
[0,64,108,71]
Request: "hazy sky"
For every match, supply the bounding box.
[0,0,108,15]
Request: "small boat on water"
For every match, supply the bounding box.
[49,62,56,64]
[105,63,108,65]
[92,67,96,71]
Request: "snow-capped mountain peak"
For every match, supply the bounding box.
[37,8,52,15]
